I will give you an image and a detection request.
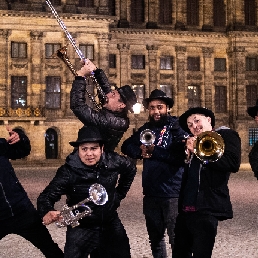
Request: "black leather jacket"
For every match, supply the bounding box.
[0,129,32,220]
[37,150,136,227]
[70,69,129,151]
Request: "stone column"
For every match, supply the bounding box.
[201,0,213,31]
[202,47,214,110]
[97,33,110,75]
[117,43,130,87]
[175,46,186,116]
[30,31,43,108]
[146,44,158,96]
[0,30,11,107]
[118,0,129,28]
[146,0,158,29]
[98,0,109,15]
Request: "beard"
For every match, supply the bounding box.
[149,113,168,127]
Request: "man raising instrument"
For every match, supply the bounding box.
[70,60,137,151]
[172,107,241,258]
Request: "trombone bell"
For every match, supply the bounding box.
[194,131,225,163]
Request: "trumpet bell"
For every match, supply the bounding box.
[140,129,156,146]
[194,131,225,163]
[89,183,108,205]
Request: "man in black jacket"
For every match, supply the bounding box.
[121,89,187,258]
[37,125,136,258]
[0,127,63,257]
[247,99,258,179]
[70,60,137,151]
[172,107,241,258]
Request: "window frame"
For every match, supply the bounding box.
[45,43,61,59]
[160,56,173,70]
[79,44,94,60]
[187,85,201,108]
[11,41,27,58]
[45,76,61,109]
[131,55,145,69]
[187,56,200,71]
[11,76,27,108]
[214,85,227,113]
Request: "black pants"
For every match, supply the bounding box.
[0,208,63,258]
[143,196,179,258]
[172,212,218,258]
[64,214,131,258]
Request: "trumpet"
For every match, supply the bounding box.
[140,129,156,146]
[46,0,107,111]
[194,131,225,164]
[55,183,108,228]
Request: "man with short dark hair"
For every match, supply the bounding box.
[0,127,63,258]
[121,89,187,257]
[172,107,241,258]
[37,125,136,258]
[70,60,137,151]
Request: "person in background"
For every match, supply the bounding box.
[0,126,63,258]
[247,99,258,179]
[37,125,136,258]
[172,107,241,258]
[121,89,187,257]
[70,59,137,151]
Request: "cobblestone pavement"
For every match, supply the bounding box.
[0,166,258,258]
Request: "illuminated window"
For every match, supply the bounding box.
[11,76,27,108]
[249,128,258,146]
[160,56,173,70]
[187,85,201,108]
[46,76,61,109]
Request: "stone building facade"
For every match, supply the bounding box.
[0,0,258,163]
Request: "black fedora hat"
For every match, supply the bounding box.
[142,89,174,109]
[117,85,137,113]
[179,107,215,134]
[69,126,103,147]
[247,99,258,118]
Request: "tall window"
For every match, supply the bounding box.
[160,85,173,99]
[160,56,173,70]
[45,43,61,58]
[246,85,258,107]
[215,86,227,113]
[131,0,144,23]
[79,45,94,60]
[131,55,145,69]
[11,76,27,108]
[187,85,201,108]
[245,0,256,26]
[46,76,61,109]
[187,57,200,71]
[187,0,199,26]
[108,0,116,15]
[249,128,258,146]
[213,0,226,27]
[132,84,145,111]
[11,42,27,58]
[78,0,94,7]
[109,54,116,68]
[214,58,226,71]
[246,57,258,71]
[159,0,172,24]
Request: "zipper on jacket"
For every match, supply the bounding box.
[0,182,14,216]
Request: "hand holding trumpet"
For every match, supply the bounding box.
[76,59,97,77]
[140,144,154,159]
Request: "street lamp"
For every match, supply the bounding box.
[133,102,141,132]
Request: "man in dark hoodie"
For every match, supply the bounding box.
[121,89,187,257]
[0,127,63,257]
[70,60,137,151]
[37,125,136,258]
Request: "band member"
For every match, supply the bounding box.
[70,60,137,151]
[121,89,187,257]
[37,125,136,258]
[0,127,63,258]
[172,107,241,258]
[247,99,258,179]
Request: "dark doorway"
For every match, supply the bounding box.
[45,128,58,159]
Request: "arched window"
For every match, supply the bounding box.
[45,128,58,159]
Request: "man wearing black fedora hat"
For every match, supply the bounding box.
[70,60,137,151]
[172,107,241,258]
[247,99,258,179]
[37,125,136,258]
[121,89,187,257]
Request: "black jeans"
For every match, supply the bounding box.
[143,196,179,258]
[172,212,218,258]
[64,213,131,258]
[0,208,63,258]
